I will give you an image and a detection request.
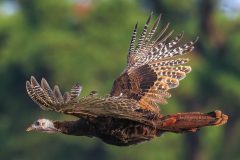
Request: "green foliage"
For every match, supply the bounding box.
[0,0,239,159]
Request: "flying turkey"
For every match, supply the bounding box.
[26,13,228,146]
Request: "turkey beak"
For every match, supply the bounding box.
[26,125,34,132]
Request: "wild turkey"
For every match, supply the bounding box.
[26,13,228,146]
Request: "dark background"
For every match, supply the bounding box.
[0,0,239,159]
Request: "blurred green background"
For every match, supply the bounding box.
[0,0,239,159]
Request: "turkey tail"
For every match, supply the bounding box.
[158,110,228,133]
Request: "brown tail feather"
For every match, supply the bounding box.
[157,110,228,133]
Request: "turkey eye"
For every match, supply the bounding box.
[35,121,40,126]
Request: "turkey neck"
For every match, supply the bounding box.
[53,119,96,137]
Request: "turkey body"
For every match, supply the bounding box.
[53,109,225,146]
[57,117,161,146]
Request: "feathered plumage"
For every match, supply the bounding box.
[26,14,228,146]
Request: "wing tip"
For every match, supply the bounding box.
[30,76,38,86]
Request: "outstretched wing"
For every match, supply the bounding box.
[26,76,156,125]
[111,13,198,113]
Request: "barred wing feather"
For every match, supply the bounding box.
[111,14,198,113]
